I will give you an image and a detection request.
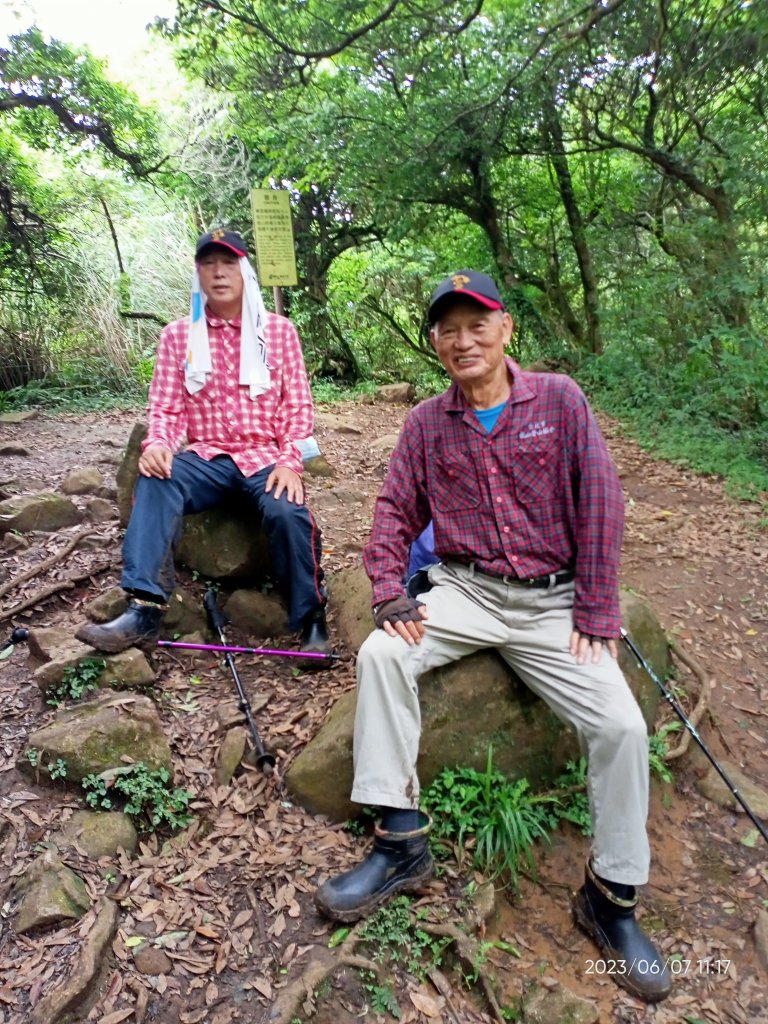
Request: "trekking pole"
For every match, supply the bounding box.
[621,628,768,846]
[0,627,29,655]
[203,590,276,775]
[157,639,341,662]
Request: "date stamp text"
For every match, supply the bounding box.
[585,958,731,977]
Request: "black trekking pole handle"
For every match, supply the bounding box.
[0,627,29,653]
[621,628,768,846]
[204,589,276,775]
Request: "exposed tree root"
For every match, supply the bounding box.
[267,920,376,1024]
[0,558,114,622]
[419,919,506,1024]
[266,910,507,1024]
[664,639,710,760]
[0,528,106,602]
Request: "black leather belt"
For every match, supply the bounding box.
[463,563,575,589]
[512,569,574,589]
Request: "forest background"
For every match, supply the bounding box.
[0,0,766,501]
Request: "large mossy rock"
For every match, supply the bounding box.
[176,507,272,579]
[22,690,172,783]
[223,588,289,636]
[116,421,272,580]
[0,492,83,533]
[27,627,155,693]
[54,810,139,858]
[14,848,90,933]
[288,567,668,821]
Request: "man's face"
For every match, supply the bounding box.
[197,248,244,316]
[430,299,513,388]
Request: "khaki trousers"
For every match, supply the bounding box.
[352,561,651,885]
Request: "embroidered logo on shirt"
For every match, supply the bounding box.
[519,420,555,441]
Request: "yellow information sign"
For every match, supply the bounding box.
[250,188,298,287]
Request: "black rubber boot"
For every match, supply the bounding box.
[573,860,672,1002]
[75,599,165,654]
[299,606,332,666]
[315,814,434,922]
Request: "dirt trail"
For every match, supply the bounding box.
[0,402,766,1024]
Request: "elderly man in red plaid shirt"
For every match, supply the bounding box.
[315,270,671,1003]
[77,230,329,658]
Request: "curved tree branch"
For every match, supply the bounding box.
[0,93,166,177]
[193,0,401,59]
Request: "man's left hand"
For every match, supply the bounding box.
[570,630,618,665]
[265,466,304,503]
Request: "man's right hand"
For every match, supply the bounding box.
[138,445,173,479]
[374,595,428,646]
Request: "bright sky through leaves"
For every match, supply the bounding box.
[0,0,176,70]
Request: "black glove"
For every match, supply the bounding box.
[373,595,425,630]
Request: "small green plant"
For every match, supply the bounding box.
[81,763,194,831]
[47,758,68,781]
[344,805,377,836]
[649,722,682,783]
[47,658,105,706]
[166,689,200,713]
[423,747,555,888]
[26,747,40,768]
[550,758,592,836]
[360,895,451,981]
[501,1006,521,1022]
[359,970,401,1019]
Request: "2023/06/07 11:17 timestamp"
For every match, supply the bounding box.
[585,958,732,977]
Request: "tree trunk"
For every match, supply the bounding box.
[543,92,603,354]
[462,155,586,349]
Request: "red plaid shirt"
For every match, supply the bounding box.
[364,359,625,636]
[143,310,313,476]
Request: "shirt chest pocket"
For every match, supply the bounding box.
[185,376,218,406]
[430,451,481,512]
[512,443,558,504]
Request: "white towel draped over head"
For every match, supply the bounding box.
[184,256,271,400]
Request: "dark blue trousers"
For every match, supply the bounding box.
[122,452,325,629]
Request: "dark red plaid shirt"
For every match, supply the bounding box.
[364,359,625,636]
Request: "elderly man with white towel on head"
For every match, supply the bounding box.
[77,229,330,659]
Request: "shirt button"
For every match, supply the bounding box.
[503,526,510,534]
[539,458,546,466]
[496,496,502,503]
[490,468,497,475]
[510,554,518,561]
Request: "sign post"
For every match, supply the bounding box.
[250,188,298,314]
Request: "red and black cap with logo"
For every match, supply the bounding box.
[195,229,248,260]
[427,270,504,325]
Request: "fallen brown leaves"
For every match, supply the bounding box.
[0,403,767,1024]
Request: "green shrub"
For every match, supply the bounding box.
[577,336,768,500]
[550,757,592,836]
[46,658,105,707]
[648,722,682,784]
[422,748,556,888]
[360,895,450,979]
[81,763,193,831]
